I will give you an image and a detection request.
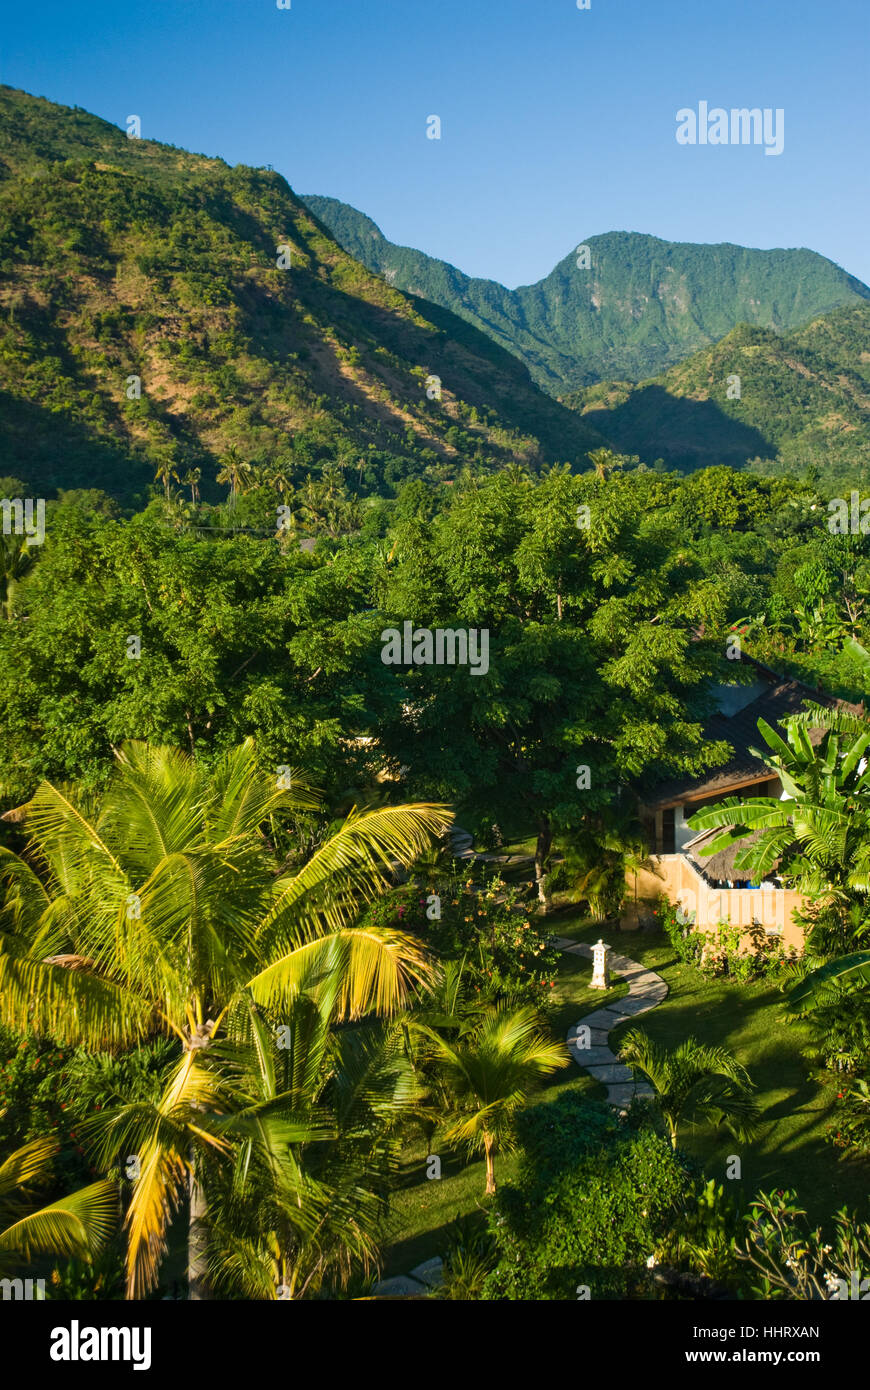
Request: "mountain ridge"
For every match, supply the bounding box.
[0,85,602,501]
[566,302,870,488]
[302,193,870,393]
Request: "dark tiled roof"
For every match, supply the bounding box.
[641,658,859,811]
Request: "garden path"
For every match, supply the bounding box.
[552,937,667,1107]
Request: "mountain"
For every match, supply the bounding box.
[565,303,870,489]
[302,195,870,394]
[0,86,601,502]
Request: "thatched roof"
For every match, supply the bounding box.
[684,827,780,886]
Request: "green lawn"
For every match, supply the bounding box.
[380,904,869,1277]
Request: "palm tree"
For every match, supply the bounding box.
[421,1004,569,1194]
[0,532,39,621]
[618,1030,760,1150]
[182,468,201,507]
[588,448,626,482]
[153,456,179,502]
[265,462,294,501]
[216,449,252,505]
[0,739,450,1297]
[202,1011,422,1298]
[0,1138,116,1274]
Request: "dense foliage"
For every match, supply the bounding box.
[482,1094,693,1299]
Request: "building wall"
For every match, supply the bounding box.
[633,854,806,953]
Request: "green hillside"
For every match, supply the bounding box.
[302,195,870,393]
[0,86,601,501]
[567,305,870,489]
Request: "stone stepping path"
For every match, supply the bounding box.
[553,937,667,1107]
[373,1257,443,1299]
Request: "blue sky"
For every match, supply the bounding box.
[1,0,867,288]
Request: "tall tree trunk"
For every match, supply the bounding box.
[187,1154,209,1300]
[535,815,552,914]
[484,1133,497,1196]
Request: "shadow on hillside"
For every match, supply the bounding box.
[0,389,153,500]
[584,384,776,472]
[232,235,605,468]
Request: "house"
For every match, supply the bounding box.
[629,658,862,951]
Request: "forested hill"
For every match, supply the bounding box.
[302,194,870,394]
[566,303,870,489]
[0,86,601,502]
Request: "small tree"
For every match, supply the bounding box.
[618,1030,760,1150]
[422,1004,568,1194]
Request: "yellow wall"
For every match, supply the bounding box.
[630,854,806,953]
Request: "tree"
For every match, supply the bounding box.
[0,532,39,621]
[153,456,179,502]
[374,468,731,911]
[618,1030,760,1150]
[217,448,252,504]
[0,510,388,804]
[0,739,450,1296]
[420,1003,568,1193]
[202,1013,422,1298]
[182,468,201,506]
[0,1137,115,1274]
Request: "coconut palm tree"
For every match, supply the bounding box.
[618,1030,760,1150]
[421,1003,569,1194]
[0,532,39,621]
[0,1137,116,1274]
[201,1009,422,1298]
[216,449,252,505]
[153,456,179,502]
[0,739,450,1297]
[182,468,201,507]
[265,461,294,501]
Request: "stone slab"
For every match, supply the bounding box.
[409,1257,443,1289]
[605,1083,648,1107]
[373,1275,427,1297]
[605,995,660,1016]
[575,1008,626,1031]
[569,1045,616,1066]
[584,1063,636,1084]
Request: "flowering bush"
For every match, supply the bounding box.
[829,1077,870,1156]
[656,898,798,983]
[355,875,561,1005]
[736,1189,870,1300]
[657,898,704,967]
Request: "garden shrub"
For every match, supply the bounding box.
[657,898,798,983]
[482,1093,693,1299]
